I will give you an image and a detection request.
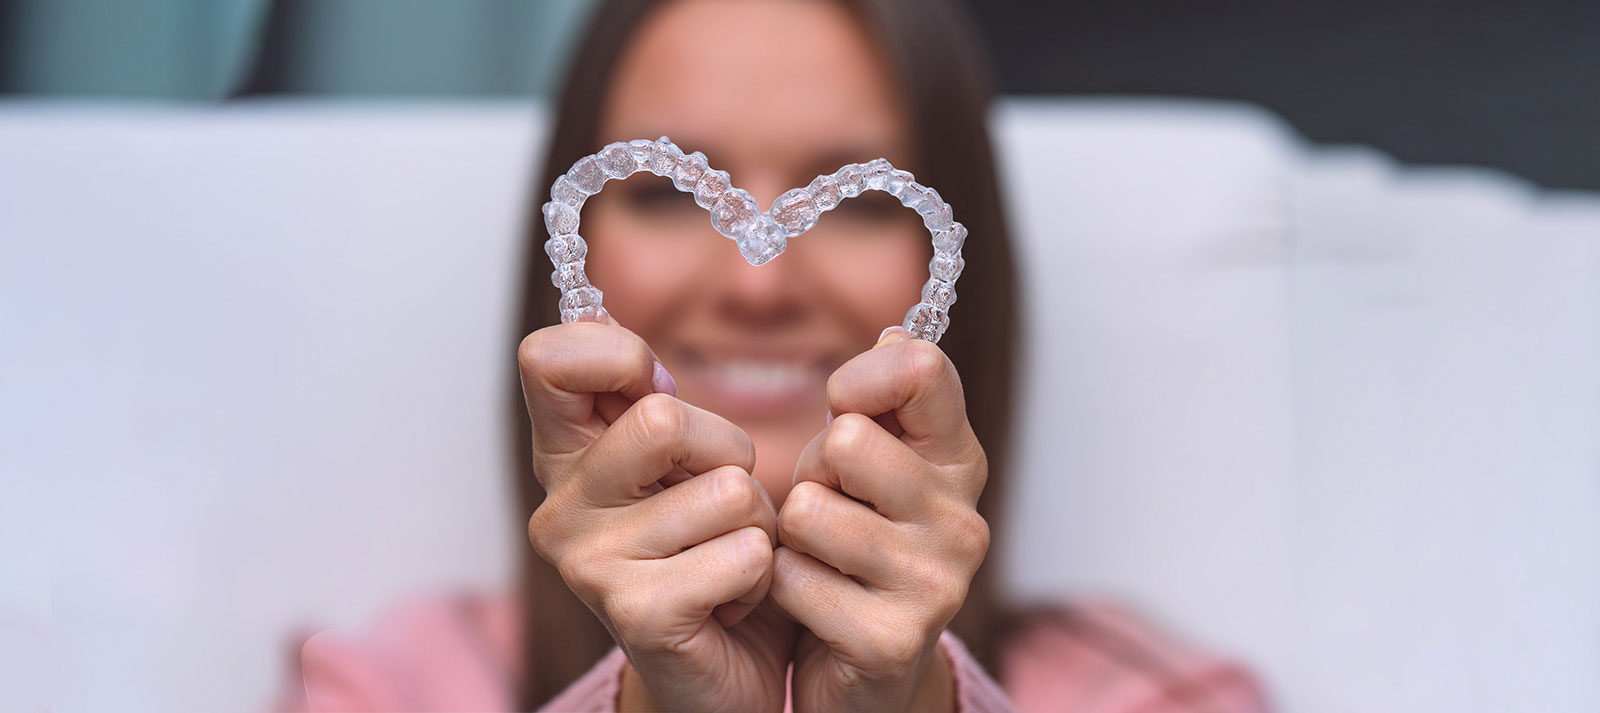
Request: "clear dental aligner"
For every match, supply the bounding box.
[542,136,966,343]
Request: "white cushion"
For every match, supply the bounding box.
[996,98,1301,693]
[1289,148,1600,711]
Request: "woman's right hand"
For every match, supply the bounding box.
[518,320,793,713]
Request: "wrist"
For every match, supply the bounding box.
[617,662,660,712]
[903,641,955,713]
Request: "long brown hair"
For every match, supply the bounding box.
[509,0,1020,707]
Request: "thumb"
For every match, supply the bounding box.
[587,312,679,424]
[824,326,910,432]
[874,325,909,348]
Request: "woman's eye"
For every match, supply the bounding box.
[827,191,907,222]
[613,178,911,234]
[618,181,700,215]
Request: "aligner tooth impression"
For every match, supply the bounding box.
[542,136,963,343]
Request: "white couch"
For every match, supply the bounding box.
[3,99,1596,713]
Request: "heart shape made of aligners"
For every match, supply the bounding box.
[541,136,965,343]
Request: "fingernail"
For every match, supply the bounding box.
[826,410,834,425]
[651,361,677,396]
[876,325,907,348]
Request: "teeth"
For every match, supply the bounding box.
[710,360,814,396]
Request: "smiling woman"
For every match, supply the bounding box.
[513,1,1020,708]
[274,1,1268,711]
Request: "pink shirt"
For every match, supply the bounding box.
[272,593,1269,712]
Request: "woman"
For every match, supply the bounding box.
[279,1,1269,711]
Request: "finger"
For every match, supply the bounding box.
[710,553,773,629]
[826,333,978,465]
[628,465,777,558]
[778,481,899,584]
[518,320,669,454]
[793,412,942,518]
[658,526,774,628]
[573,394,756,503]
[865,327,910,437]
[598,353,678,425]
[770,546,874,647]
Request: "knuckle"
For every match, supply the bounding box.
[733,525,775,569]
[708,467,761,517]
[821,413,874,465]
[779,481,827,541]
[899,339,952,387]
[627,333,654,369]
[526,503,559,557]
[735,474,768,522]
[623,337,657,388]
[631,392,684,443]
[926,568,971,620]
[951,509,992,561]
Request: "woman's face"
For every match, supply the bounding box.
[586,0,928,504]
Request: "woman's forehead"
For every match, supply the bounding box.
[601,0,911,171]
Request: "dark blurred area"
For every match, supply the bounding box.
[970,0,1600,191]
[3,0,1596,190]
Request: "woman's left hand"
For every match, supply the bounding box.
[771,327,991,713]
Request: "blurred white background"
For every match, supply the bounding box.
[3,97,1597,712]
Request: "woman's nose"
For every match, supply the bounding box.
[709,236,805,326]
[701,171,812,325]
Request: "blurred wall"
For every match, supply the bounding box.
[0,0,593,99]
[237,0,592,96]
[972,0,1600,191]
[3,1,1595,190]
[0,0,269,98]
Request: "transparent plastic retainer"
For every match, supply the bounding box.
[542,137,966,342]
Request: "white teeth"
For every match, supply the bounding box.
[710,360,814,396]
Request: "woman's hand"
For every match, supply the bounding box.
[772,327,991,713]
[518,320,794,713]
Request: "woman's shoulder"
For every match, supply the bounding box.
[270,591,520,712]
[1000,599,1271,713]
